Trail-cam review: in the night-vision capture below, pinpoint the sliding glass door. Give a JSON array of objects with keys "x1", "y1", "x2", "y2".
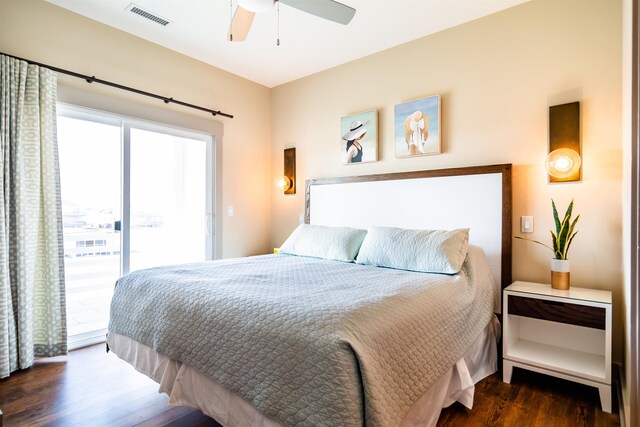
[
  {"x1": 58, "y1": 115, "x2": 122, "y2": 340},
  {"x1": 57, "y1": 106, "x2": 214, "y2": 347}
]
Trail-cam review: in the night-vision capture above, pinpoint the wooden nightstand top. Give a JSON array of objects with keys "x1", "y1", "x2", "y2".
[{"x1": 506, "y1": 281, "x2": 612, "y2": 305}]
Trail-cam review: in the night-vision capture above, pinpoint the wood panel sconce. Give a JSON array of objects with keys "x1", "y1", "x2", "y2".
[
  {"x1": 546, "y1": 102, "x2": 581, "y2": 182},
  {"x1": 277, "y1": 148, "x2": 296, "y2": 194}
]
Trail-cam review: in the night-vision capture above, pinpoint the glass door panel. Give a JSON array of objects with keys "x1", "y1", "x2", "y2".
[
  {"x1": 58, "y1": 115, "x2": 121, "y2": 339},
  {"x1": 129, "y1": 128, "x2": 208, "y2": 272}
]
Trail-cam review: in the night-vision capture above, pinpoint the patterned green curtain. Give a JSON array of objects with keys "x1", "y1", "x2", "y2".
[{"x1": 0, "y1": 55, "x2": 67, "y2": 378}]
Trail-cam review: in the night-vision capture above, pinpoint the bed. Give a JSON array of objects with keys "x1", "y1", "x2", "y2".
[{"x1": 107, "y1": 164, "x2": 512, "y2": 427}]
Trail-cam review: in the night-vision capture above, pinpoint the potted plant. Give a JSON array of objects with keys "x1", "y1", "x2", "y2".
[{"x1": 515, "y1": 199, "x2": 579, "y2": 290}]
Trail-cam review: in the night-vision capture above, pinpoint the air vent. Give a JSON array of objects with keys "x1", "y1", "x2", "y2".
[{"x1": 126, "y1": 4, "x2": 171, "y2": 26}]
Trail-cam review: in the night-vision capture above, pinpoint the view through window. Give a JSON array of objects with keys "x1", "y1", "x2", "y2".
[{"x1": 57, "y1": 108, "x2": 213, "y2": 345}]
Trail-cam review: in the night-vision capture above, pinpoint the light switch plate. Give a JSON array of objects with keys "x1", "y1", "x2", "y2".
[
  {"x1": 521, "y1": 216, "x2": 533, "y2": 233},
  {"x1": 227, "y1": 206, "x2": 234, "y2": 217}
]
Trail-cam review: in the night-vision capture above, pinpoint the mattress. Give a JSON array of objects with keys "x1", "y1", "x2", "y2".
[
  {"x1": 108, "y1": 247, "x2": 495, "y2": 426},
  {"x1": 107, "y1": 315, "x2": 499, "y2": 427}
]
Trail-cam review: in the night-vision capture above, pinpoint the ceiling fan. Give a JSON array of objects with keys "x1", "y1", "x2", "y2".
[{"x1": 229, "y1": 0, "x2": 356, "y2": 42}]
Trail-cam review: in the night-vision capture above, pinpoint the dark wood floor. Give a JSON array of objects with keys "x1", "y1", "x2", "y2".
[{"x1": 0, "y1": 344, "x2": 620, "y2": 426}]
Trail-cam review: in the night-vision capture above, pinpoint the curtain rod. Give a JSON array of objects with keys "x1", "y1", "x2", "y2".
[{"x1": 0, "y1": 52, "x2": 233, "y2": 119}]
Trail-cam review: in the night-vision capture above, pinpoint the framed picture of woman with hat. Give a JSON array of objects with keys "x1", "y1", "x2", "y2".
[
  {"x1": 340, "y1": 110, "x2": 378, "y2": 164},
  {"x1": 394, "y1": 95, "x2": 441, "y2": 157}
]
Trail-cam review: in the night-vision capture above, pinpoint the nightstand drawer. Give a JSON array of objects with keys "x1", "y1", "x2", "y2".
[{"x1": 508, "y1": 295, "x2": 605, "y2": 330}]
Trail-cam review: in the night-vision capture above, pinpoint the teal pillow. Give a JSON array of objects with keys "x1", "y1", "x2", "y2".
[
  {"x1": 356, "y1": 226, "x2": 469, "y2": 274},
  {"x1": 279, "y1": 224, "x2": 367, "y2": 262}
]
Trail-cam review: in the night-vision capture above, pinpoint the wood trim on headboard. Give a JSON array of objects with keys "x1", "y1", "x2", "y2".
[{"x1": 304, "y1": 164, "x2": 513, "y2": 291}]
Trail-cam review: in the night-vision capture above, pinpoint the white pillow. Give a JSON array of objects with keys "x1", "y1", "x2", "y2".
[
  {"x1": 356, "y1": 226, "x2": 469, "y2": 274},
  {"x1": 279, "y1": 224, "x2": 367, "y2": 262}
]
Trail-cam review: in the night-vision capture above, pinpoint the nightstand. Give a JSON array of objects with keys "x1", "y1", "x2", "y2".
[{"x1": 502, "y1": 281, "x2": 612, "y2": 413}]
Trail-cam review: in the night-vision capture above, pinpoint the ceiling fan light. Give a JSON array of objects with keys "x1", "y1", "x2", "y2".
[{"x1": 237, "y1": 0, "x2": 274, "y2": 13}]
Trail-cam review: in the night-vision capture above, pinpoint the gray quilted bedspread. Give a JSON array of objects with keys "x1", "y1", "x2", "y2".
[{"x1": 108, "y1": 246, "x2": 494, "y2": 427}]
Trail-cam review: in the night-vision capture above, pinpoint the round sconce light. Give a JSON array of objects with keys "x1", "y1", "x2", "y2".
[
  {"x1": 276, "y1": 175, "x2": 292, "y2": 191},
  {"x1": 545, "y1": 148, "x2": 582, "y2": 179}
]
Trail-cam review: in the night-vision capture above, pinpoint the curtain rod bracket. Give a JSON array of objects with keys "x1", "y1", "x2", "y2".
[{"x1": 85, "y1": 76, "x2": 95, "y2": 84}]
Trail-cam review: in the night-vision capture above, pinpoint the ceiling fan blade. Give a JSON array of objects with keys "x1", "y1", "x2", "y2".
[
  {"x1": 279, "y1": 0, "x2": 356, "y2": 25},
  {"x1": 228, "y1": 6, "x2": 256, "y2": 41}
]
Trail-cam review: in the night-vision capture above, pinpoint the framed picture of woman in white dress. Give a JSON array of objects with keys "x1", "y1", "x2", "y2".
[{"x1": 394, "y1": 95, "x2": 441, "y2": 157}]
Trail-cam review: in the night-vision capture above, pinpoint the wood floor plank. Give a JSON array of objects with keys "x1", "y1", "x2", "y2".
[
  {"x1": 161, "y1": 409, "x2": 221, "y2": 427},
  {"x1": 108, "y1": 396, "x2": 176, "y2": 427},
  {"x1": 133, "y1": 406, "x2": 215, "y2": 427},
  {"x1": 0, "y1": 344, "x2": 621, "y2": 427},
  {"x1": 57, "y1": 391, "x2": 170, "y2": 427}
]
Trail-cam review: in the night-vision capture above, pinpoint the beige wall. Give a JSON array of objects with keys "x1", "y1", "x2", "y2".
[
  {"x1": 0, "y1": 0, "x2": 272, "y2": 259},
  {"x1": 271, "y1": 0, "x2": 624, "y2": 359}
]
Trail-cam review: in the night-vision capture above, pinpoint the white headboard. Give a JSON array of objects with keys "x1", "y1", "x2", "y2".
[{"x1": 305, "y1": 164, "x2": 512, "y2": 313}]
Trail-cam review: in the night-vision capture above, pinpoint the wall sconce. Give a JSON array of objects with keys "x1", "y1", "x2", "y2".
[
  {"x1": 546, "y1": 101, "x2": 581, "y2": 182},
  {"x1": 277, "y1": 147, "x2": 296, "y2": 194}
]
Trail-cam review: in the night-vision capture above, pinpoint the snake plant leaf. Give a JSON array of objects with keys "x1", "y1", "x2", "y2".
[
  {"x1": 557, "y1": 214, "x2": 571, "y2": 253},
  {"x1": 514, "y1": 235, "x2": 554, "y2": 252},
  {"x1": 565, "y1": 231, "x2": 579, "y2": 259},
  {"x1": 556, "y1": 202, "x2": 573, "y2": 250},
  {"x1": 563, "y1": 214, "x2": 580, "y2": 255},
  {"x1": 564, "y1": 199, "x2": 574, "y2": 224},
  {"x1": 552, "y1": 200, "x2": 561, "y2": 234},
  {"x1": 551, "y1": 230, "x2": 559, "y2": 256},
  {"x1": 569, "y1": 214, "x2": 580, "y2": 231}
]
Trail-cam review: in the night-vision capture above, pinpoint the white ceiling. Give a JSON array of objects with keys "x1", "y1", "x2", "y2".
[{"x1": 45, "y1": 0, "x2": 527, "y2": 88}]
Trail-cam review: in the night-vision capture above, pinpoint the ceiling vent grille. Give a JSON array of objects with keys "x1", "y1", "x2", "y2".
[{"x1": 126, "y1": 4, "x2": 171, "y2": 26}]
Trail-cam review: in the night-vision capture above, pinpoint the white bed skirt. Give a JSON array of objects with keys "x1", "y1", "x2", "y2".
[{"x1": 107, "y1": 315, "x2": 500, "y2": 427}]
